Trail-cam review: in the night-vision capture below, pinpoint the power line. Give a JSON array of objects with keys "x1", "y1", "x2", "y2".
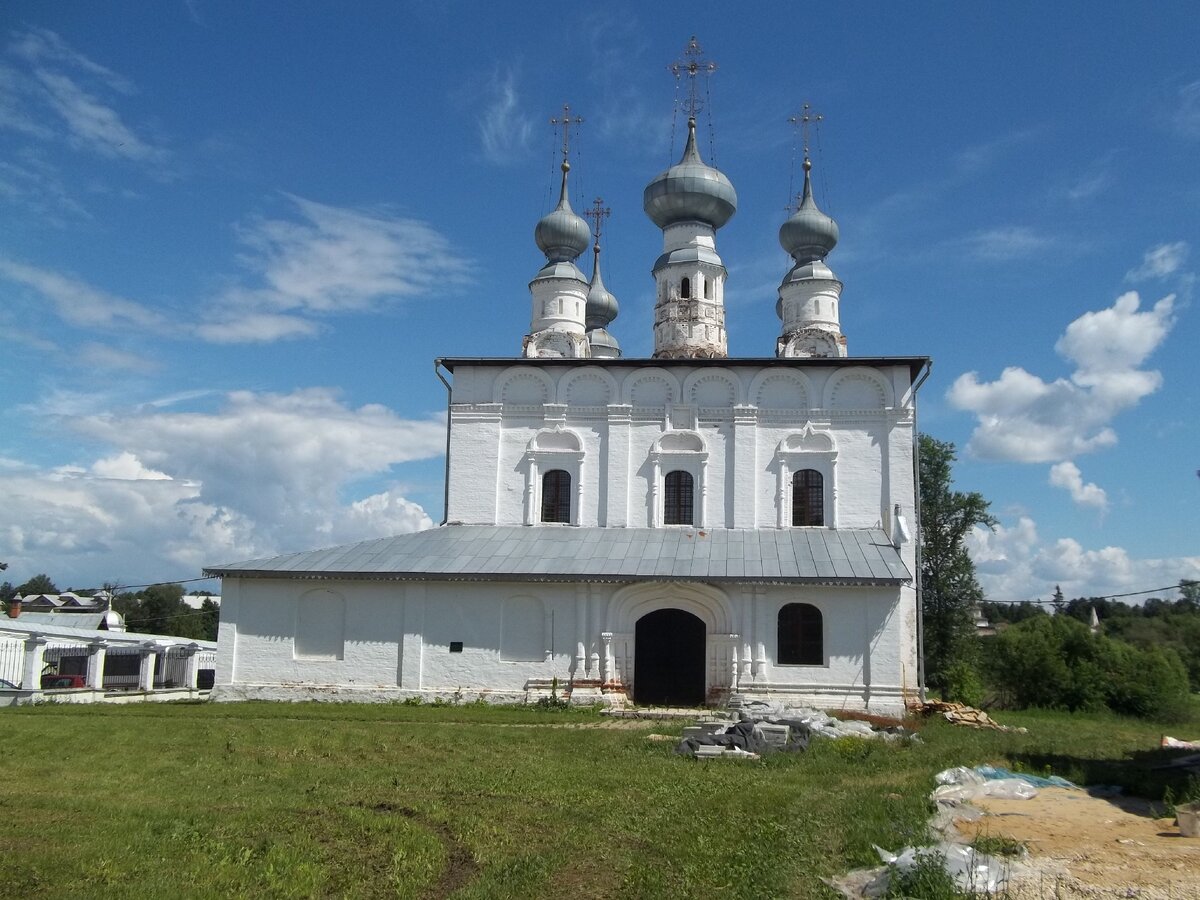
[
  {"x1": 992, "y1": 582, "x2": 1194, "y2": 605},
  {"x1": 106, "y1": 575, "x2": 218, "y2": 591}
]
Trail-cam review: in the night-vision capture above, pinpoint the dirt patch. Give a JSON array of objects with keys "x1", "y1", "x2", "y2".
[
  {"x1": 958, "y1": 787, "x2": 1200, "y2": 899},
  {"x1": 365, "y1": 803, "x2": 480, "y2": 898}
]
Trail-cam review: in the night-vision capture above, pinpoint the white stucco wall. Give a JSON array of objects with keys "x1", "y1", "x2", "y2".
[
  {"x1": 215, "y1": 575, "x2": 916, "y2": 712},
  {"x1": 444, "y1": 362, "x2": 918, "y2": 538}
]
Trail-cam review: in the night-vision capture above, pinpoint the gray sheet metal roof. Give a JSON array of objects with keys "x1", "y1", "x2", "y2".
[{"x1": 205, "y1": 526, "x2": 911, "y2": 586}]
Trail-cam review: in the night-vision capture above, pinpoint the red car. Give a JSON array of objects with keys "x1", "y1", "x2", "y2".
[{"x1": 41, "y1": 673, "x2": 86, "y2": 689}]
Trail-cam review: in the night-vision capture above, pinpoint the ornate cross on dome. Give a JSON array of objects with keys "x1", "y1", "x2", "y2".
[
  {"x1": 584, "y1": 197, "x2": 611, "y2": 247},
  {"x1": 669, "y1": 35, "x2": 717, "y2": 118},
  {"x1": 787, "y1": 103, "x2": 825, "y2": 212},
  {"x1": 788, "y1": 103, "x2": 823, "y2": 162},
  {"x1": 550, "y1": 104, "x2": 584, "y2": 161}
]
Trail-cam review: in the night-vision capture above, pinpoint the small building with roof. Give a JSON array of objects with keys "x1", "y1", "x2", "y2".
[{"x1": 205, "y1": 41, "x2": 928, "y2": 712}]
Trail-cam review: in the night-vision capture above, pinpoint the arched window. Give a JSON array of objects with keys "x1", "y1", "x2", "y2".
[
  {"x1": 680, "y1": 276, "x2": 691, "y2": 299},
  {"x1": 704, "y1": 277, "x2": 712, "y2": 300},
  {"x1": 541, "y1": 470, "x2": 571, "y2": 523},
  {"x1": 792, "y1": 469, "x2": 824, "y2": 526},
  {"x1": 663, "y1": 470, "x2": 694, "y2": 525},
  {"x1": 778, "y1": 603, "x2": 823, "y2": 665}
]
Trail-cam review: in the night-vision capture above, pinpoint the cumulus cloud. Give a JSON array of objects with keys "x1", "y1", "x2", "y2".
[
  {"x1": 948, "y1": 290, "x2": 1176, "y2": 462},
  {"x1": 967, "y1": 514, "x2": 1200, "y2": 601},
  {"x1": 198, "y1": 195, "x2": 471, "y2": 342},
  {"x1": 1125, "y1": 241, "x2": 1189, "y2": 281},
  {"x1": 1048, "y1": 461, "x2": 1107, "y2": 511},
  {"x1": 478, "y1": 68, "x2": 533, "y2": 164},
  {"x1": 0, "y1": 389, "x2": 443, "y2": 584}
]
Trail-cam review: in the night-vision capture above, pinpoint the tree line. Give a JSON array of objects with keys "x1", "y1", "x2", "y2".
[
  {"x1": 919, "y1": 434, "x2": 1197, "y2": 721},
  {"x1": 0, "y1": 574, "x2": 218, "y2": 643}
]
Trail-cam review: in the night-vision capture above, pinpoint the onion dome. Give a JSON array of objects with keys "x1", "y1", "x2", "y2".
[
  {"x1": 535, "y1": 160, "x2": 591, "y2": 262},
  {"x1": 585, "y1": 244, "x2": 619, "y2": 329},
  {"x1": 643, "y1": 117, "x2": 737, "y2": 229},
  {"x1": 779, "y1": 159, "x2": 839, "y2": 263},
  {"x1": 587, "y1": 326, "x2": 621, "y2": 357}
]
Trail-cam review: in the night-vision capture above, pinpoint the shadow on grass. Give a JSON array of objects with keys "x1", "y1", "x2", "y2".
[{"x1": 1007, "y1": 745, "x2": 1200, "y2": 808}]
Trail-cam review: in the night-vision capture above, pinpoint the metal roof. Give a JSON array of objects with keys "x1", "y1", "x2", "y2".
[{"x1": 204, "y1": 525, "x2": 911, "y2": 586}]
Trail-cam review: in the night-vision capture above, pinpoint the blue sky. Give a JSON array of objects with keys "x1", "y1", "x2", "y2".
[{"x1": 1, "y1": 2, "x2": 1197, "y2": 602}]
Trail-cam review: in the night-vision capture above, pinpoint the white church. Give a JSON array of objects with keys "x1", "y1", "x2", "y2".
[{"x1": 206, "y1": 60, "x2": 930, "y2": 712}]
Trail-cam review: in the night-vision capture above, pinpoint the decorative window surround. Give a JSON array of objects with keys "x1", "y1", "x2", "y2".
[
  {"x1": 648, "y1": 430, "x2": 708, "y2": 528},
  {"x1": 524, "y1": 425, "x2": 585, "y2": 525},
  {"x1": 775, "y1": 425, "x2": 837, "y2": 529}
]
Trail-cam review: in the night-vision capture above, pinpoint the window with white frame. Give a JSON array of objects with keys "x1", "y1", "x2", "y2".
[
  {"x1": 524, "y1": 427, "x2": 584, "y2": 526},
  {"x1": 648, "y1": 431, "x2": 707, "y2": 528},
  {"x1": 774, "y1": 427, "x2": 837, "y2": 529}
]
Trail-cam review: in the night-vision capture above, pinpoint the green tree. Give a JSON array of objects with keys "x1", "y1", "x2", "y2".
[
  {"x1": 1180, "y1": 579, "x2": 1200, "y2": 612},
  {"x1": 124, "y1": 583, "x2": 208, "y2": 640},
  {"x1": 198, "y1": 597, "x2": 220, "y2": 642},
  {"x1": 1051, "y1": 584, "x2": 1066, "y2": 614},
  {"x1": 918, "y1": 434, "x2": 996, "y2": 698},
  {"x1": 989, "y1": 614, "x2": 1191, "y2": 720},
  {"x1": 16, "y1": 573, "x2": 57, "y2": 595}
]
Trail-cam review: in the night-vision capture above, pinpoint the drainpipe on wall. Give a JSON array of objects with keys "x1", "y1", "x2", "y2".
[
  {"x1": 909, "y1": 359, "x2": 933, "y2": 703},
  {"x1": 434, "y1": 359, "x2": 452, "y2": 526}
]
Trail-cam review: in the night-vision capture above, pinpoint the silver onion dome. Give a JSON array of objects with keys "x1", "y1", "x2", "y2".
[
  {"x1": 585, "y1": 245, "x2": 619, "y2": 329},
  {"x1": 643, "y1": 117, "x2": 737, "y2": 230},
  {"x1": 535, "y1": 160, "x2": 591, "y2": 262},
  {"x1": 779, "y1": 159, "x2": 839, "y2": 263}
]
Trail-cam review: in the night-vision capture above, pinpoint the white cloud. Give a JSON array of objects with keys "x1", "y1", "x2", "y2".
[
  {"x1": 1, "y1": 27, "x2": 167, "y2": 164},
  {"x1": 90, "y1": 451, "x2": 171, "y2": 481},
  {"x1": 0, "y1": 388, "x2": 443, "y2": 584},
  {"x1": 0, "y1": 257, "x2": 169, "y2": 332},
  {"x1": 1125, "y1": 241, "x2": 1189, "y2": 282},
  {"x1": 78, "y1": 342, "x2": 159, "y2": 373},
  {"x1": 1048, "y1": 461, "x2": 1107, "y2": 511},
  {"x1": 1171, "y1": 79, "x2": 1200, "y2": 139},
  {"x1": 967, "y1": 514, "x2": 1200, "y2": 602},
  {"x1": 1056, "y1": 152, "x2": 1116, "y2": 202},
  {"x1": 195, "y1": 311, "x2": 320, "y2": 344},
  {"x1": 956, "y1": 226, "x2": 1055, "y2": 261},
  {"x1": 478, "y1": 68, "x2": 533, "y2": 164},
  {"x1": 9, "y1": 26, "x2": 133, "y2": 93},
  {"x1": 948, "y1": 290, "x2": 1175, "y2": 462},
  {"x1": 199, "y1": 195, "x2": 471, "y2": 342},
  {"x1": 33, "y1": 68, "x2": 165, "y2": 162}
]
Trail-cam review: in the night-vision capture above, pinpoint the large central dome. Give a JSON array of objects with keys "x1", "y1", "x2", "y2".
[{"x1": 644, "y1": 117, "x2": 736, "y2": 230}]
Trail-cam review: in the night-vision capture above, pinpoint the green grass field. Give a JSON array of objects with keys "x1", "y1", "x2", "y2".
[{"x1": 1, "y1": 700, "x2": 1196, "y2": 898}]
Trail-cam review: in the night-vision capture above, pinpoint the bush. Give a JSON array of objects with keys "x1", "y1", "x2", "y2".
[
  {"x1": 987, "y1": 615, "x2": 1191, "y2": 720},
  {"x1": 939, "y1": 660, "x2": 984, "y2": 707}
]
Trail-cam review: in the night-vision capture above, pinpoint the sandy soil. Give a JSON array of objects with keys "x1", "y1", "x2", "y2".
[{"x1": 959, "y1": 787, "x2": 1200, "y2": 899}]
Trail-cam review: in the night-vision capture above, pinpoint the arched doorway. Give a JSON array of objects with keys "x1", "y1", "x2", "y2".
[{"x1": 634, "y1": 608, "x2": 706, "y2": 706}]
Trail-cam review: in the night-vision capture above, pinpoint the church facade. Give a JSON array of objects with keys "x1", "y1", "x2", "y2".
[{"x1": 206, "y1": 103, "x2": 929, "y2": 713}]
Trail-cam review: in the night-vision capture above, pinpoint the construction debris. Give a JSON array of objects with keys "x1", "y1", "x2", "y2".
[
  {"x1": 674, "y1": 703, "x2": 916, "y2": 759},
  {"x1": 912, "y1": 699, "x2": 1027, "y2": 733},
  {"x1": 1162, "y1": 735, "x2": 1200, "y2": 750}
]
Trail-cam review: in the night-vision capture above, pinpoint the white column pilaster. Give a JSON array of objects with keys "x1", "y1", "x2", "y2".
[
  {"x1": 86, "y1": 640, "x2": 108, "y2": 690},
  {"x1": 137, "y1": 643, "x2": 157, "y2": 691},
  {"x1": 21, "y1": 634, "x2": 48, "y2": 691}
]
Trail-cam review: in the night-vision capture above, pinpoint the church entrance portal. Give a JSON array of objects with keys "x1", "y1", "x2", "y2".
[{"x1": 633, "y1": 608, "x2": 706, "y2": 706}]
